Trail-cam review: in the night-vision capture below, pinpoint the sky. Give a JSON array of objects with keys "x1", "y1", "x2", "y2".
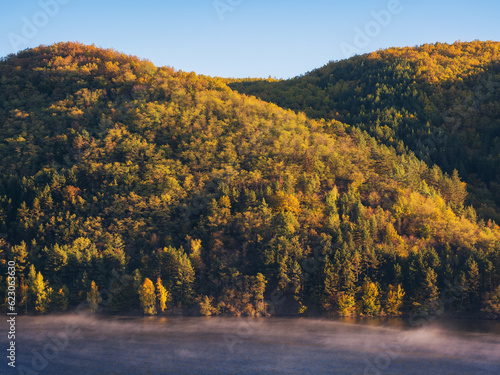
[{"x1": 1, "y1": 0, "x2": 499, "y2": 79}]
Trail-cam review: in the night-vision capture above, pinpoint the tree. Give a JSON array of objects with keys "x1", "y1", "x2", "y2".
[
  {"x1": 414, "y1": 267, "x2": 440, "y2": 314},
  {"x1": 86, "y1": 281, "x2": 102, "y2": 312},
  {"x1": 322, "y1": 259, "x2": 338, "y2": 311},
  {"x1": 27, "y1": 265, "x2": 50, "y2": 314},
  {"x1": 253, "y1": 273, "x2": 267, "y2": 316},
  {"x1": 139, "y1": 278, "x2": 157, "y2": 315},
  {"x1": 11, "y1": 242, "x2": 28, "y2": 276},
  {"x1": 157, "y1": 246, "x2": 195, "y2": 306},
  {"x1": 155, "y1": 277, "x2": 169, "y2": 313},
  {"x1": 385, "y1": 284, "x2": 405, "y2": 316},
  {"x1": 199, "y1": 295, "x2": 218, "y2": 316},
  {"x1": 188, "y1": 237, "x2": 204, "y2": 272},
  {"x1": 337, "y1": 292, "x2": 356, "y2": 317},
  {"x1": 43, "y1": 244, "x2": 68, "y2": 281},
  {"x1": 133, "y1": 269, "x2": 142, "y2": 292},
  {"x1": 51, "y1": 285, "x2": 69, "y2": 312},
  {"x1": 483, "y1": 285, "x2": 500, "y2": 319},
  {"x1": 359, "y1": 281, "x2": 381, "y2": 316},
  {"x1": 18, "y1": 277, "x2": 29, "y2": 314},
  {"x1": 466, "y1": 258, "x2": 481, "y2": 308}
]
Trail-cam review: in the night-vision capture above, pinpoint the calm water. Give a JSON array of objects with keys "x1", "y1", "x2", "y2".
[{"x1": 2, "y1": 315, "x2": 500, "y2": 374}]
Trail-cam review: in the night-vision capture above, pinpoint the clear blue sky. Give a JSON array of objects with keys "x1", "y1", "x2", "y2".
[{"x1": 1, "y1": 0, "x2": 499, "y2": 78}]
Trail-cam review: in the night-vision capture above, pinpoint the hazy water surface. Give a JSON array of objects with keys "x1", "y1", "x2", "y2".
[{"x1": 3, "y1": 315, "x2": 500, "y2": 374}]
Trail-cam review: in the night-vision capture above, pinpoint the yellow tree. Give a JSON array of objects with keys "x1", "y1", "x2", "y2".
[
  {"x1": 199, "y1": 295, "x2": 218, "y2": 316},
  {"x1": 337, "y1": 292, "x2": 356, "y2": 317},
  {"x1": 385, "y1": 284, "x2": 405, "y2": 316},
  {"x1": 139, "y1": 278, "x2": 157, "y2": 315},
  {"x1": 155, "y1": 277, "x2": 169, "y2": 313},
  {"x1": 28, "y1": 265, "x2": 49, "y2": 314},
  {"x1": 360, "y1": 281, "x2": 381, "y2": 316}
]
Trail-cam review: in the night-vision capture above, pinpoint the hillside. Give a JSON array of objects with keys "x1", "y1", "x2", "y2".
[
  {"x1": 229, "y1": 41, "x2": 500, "y2": 221},
  {"x1": 1, "y1": 42, "x2": 500, "y2": 318}
]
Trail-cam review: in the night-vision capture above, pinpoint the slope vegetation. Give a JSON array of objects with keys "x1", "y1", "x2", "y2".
[
  {"x1": 0, "y1": 43, "x2": 499, "y2": 317},
  {"x1": 229, "y1": 41, "x2": 500, "y2": 221}
]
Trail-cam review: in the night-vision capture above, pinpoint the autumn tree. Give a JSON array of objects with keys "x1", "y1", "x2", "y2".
[
  {"x1": 27, "y1": 265, "x2": 50, "y2": 314},
  {"x1": 139, "y1": 278, "x2": 157, "y2": 315},
  {"x1": 385, "y1": 284, "x2": 405, "y2": 316},
  {"x1": 155, "y1": 277, "x2": 169, "y2": 313},
  {"x1": 86, "y1": 281, "x2": 102, "y2": 313},
  {"x1": 359, "y1": 281, "x2": 381, "y2": 316}
]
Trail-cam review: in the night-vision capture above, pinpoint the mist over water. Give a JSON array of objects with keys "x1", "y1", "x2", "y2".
[{"x1": 4, "y1": 315, "x2": 500, "y2": 374}]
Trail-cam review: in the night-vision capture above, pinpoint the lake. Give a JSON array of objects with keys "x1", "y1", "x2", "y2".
[{"x1": 3, "y1": 315, "x2": 500, "y2": 374}]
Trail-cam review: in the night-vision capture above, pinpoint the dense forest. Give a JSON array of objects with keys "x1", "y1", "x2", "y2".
[
  {"x1": 229, "y1": 41, "x2": 500, "y2": 222},
  {"x1": 1, "y1": 42, "x2": 500, "y2": 319}
]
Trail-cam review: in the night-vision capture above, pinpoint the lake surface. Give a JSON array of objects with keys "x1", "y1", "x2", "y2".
[{"x1": 3, "y1": 315, "x2": 500, "y2": 374}]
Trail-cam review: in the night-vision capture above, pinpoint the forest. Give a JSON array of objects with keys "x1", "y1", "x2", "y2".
[
  {"x1": 229, "y1": 41, "x2": 500, "y2": 222},
  {"x1": 0, "y1": 42, "x2": 499, "y2": 319}
]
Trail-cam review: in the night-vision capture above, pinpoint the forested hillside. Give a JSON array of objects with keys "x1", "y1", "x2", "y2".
[
  {"x1": 1, "y1": 43, "x2": 500, "y2": 318},
  {"x1": 229, "y1": 41, "x2": 500, "y2": 221}
]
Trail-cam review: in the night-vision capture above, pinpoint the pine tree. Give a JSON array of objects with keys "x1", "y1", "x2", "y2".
[
  {"x1": 416, "y1": 267, "x2": 440, "y2": 314},
  {"x1": 158, "y1": 247, "x2": 195, "y2": 306},
  {"x1": 322, "y1": 259, "x2": 338, "y2": 311},
  {"x1": 51, "y1": 285, "x2": 69, "y2": 312},
  {"x1": 466, "y1": 259, "x2": 480, "y2": 308},
  {"x1": 483, "y1": 285, "x2": 500, "y2": 319},
  {"x1": 18, "y1": 277, "x2": 29, "y2": 314},
  {"x1": 133, "y1": 269, "x2": 142, "y2": 292},
  {"x1": 253, "y1": 273, "x2": 267, "y2": 315}
]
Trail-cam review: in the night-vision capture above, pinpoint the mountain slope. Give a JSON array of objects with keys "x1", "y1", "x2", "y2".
[
  {"x1": 1, "y1": 42, "x2": 499, "y2": 317},
  {"x1": 229, "y1": 41, "x2": 500, "y2": 221}
]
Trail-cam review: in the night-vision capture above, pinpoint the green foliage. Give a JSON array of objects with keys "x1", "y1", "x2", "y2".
[
  {"x1": 50, "y1": 285, "x2": 69, "y2": 312},
  {"x1": 155, "y1": 246, "x2": 195, "y2": 307}
]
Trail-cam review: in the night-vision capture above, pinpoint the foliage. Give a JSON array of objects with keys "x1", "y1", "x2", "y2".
[
  {"x1": 0, "y1": 42, "x2": 499, "y2": 318},
  {"x1": 138, "y1": 278, "x2": 157, "y2": 315},
  {"x1": 198, "y1": 295, "x2": 218, "y2": 316},
  {"x1": 385, "y1": 284, "x2": 405, "y2": 316},
  {"x1": 27, "y1": 265, "x2": 50, "y2": 314},
  {"x1": 229, "y1": 41, "x2": 500, "y2": 221},
  {"x1": 483, "y1": 285, "x2": 500, "y2": 319},
  {"x1": 155, "y1": 277, "x2": 169, "y2": 313}
]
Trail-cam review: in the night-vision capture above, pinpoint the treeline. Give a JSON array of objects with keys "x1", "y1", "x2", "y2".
[
  {"x1": 229, "y1": 41, "x2": 500, "y2": 222},
  {"x1": 0, "y1": 43, "x2": 500, "y2": 318}
]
